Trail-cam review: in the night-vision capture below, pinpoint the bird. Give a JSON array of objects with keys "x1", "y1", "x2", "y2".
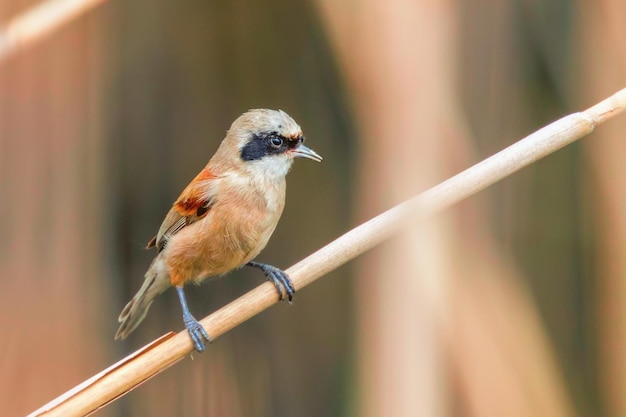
[{"x1": 115, "y1": 109, "x2": 322, "y2": 352}]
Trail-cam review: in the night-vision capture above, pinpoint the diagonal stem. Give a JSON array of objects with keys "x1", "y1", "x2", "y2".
[{"x1": 0, "y1": 0, "x2": 107, "y2": 62}]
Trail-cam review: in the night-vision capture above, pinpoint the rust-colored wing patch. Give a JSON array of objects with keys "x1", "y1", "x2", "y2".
[
  {"x1": 174, "y1": 169, "x2": 217, "y2": 216},
  {"x1": 148, "y1": 168, "x2": 218, "y2": 253}
]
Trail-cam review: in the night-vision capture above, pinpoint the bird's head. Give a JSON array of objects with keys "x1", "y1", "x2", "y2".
[{"x1": 215, "y1": 109, "x2": 322, "y2": 180}]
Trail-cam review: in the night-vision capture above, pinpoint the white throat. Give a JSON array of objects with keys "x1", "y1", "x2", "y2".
[{"x1": 245, "y1": 154, "x2": 294, "y2": 182}]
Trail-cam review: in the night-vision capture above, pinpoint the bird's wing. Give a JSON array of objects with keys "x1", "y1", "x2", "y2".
[{"x1": 147, "y1": 168, "x2": 218, "y2": 253}]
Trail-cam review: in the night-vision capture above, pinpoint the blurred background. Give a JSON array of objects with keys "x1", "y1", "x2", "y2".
[{"x1": 1, "y1": 0, "x2": 626, "y2": 416}]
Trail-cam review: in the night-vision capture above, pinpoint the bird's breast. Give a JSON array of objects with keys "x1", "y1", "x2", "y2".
[{"x1": 165, "y1": 176, "x2": 286, "y2": 283}]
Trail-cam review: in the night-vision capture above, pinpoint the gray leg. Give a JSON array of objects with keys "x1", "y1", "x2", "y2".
[{"x1": 176, "y1": 285, "x2": 210, "y2": 352}]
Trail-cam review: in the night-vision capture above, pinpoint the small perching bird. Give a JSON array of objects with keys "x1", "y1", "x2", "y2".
[{"x1": 115, "y1": 109, "x2": 322, "y2": 352}]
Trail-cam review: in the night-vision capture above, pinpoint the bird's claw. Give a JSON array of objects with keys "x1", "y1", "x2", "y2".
[
  {"x1": 246, "y1": 261, "x2": 295, "y2": 302},
  {"x1": 267, "y1": 268, "x2": 295, "y2": 302},
  {"x1": 184, "y1": 316, "x2": 211, "y2": 353}
]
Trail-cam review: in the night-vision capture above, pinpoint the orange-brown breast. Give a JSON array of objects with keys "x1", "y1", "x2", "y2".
[{"x1": 165, "y1": 174, "x2": 285, "y2": 287}]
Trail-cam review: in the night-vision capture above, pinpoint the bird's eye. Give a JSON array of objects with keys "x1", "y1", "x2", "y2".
[{"x1": 269, "y1": 136, "x2": 283, "y2": 149}]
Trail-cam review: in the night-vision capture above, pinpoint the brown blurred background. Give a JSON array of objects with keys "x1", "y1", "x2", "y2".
[{"x1": 1, "y1": 0, "x2": 626, "y2": 416}]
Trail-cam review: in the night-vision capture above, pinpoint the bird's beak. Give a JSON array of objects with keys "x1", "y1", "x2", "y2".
[{"x1": 292, "y1": 144, "x2": 323, "y2": 162}]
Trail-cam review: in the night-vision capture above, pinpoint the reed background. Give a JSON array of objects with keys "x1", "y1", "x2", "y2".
[{"x1": 1, "y1": 0, "x2": 626, "y2": 416}]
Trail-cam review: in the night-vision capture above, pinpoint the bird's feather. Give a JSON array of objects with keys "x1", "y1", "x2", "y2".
[{"x1": 147, "y1": 168, "x2": 218, "y2": 252}]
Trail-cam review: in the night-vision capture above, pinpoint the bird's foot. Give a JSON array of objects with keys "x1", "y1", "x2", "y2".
[
  {"x1": 183, "y1": 314, "x2": 211, "y2": 353},
  {"x1": 247, "y1": 261, "x2": 295, "y2": 302},
  {"x1": 176, "y1": 285, "x2": 211, "y2": 352}
]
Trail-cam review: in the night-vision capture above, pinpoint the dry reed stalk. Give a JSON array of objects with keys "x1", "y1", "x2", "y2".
[{"x1": 0, "y1": 0, "x2": 106, "y2": 62}]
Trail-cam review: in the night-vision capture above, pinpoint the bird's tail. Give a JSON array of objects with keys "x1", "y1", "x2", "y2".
[{"x1": 115, "y1": 258, "x2": 170, "y2": 340}]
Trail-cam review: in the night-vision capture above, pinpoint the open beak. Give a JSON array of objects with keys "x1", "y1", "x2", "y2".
[{"x1": 292, "y1": 144, "x2": 323, "y2": 162}]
